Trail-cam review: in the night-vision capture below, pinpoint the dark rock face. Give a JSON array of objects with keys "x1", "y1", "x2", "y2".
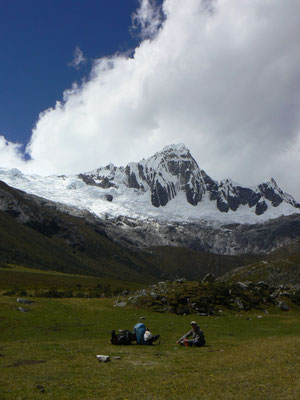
[
  {"x1": 259, "y1": 180, "x2": 283, "y2": 207},
  {"x1": 255, "y1": 201, "x2": 268, "y2": 215},
  {"x1": 102, "y1": 213, "x2": 300, "y2": 256},
  {"x1": 125, "y1": 166, "x2": 141, "y2": 189},
  {"x1": 151, "y1": 181, "x2": 169, "y2": 207},
  {"x1": 217, "y1": 197, "x2": 229, "y2": 213}
]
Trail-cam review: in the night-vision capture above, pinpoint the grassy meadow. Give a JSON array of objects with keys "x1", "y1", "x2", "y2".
[
  {"x1": 0, "y1": 265, "x2": 144, "y2": 297},
  {"x1": 0, "y1": 292, "x2": 300, "y2": 399}
]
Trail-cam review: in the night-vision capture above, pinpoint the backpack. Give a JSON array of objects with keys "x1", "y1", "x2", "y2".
[
  {"x1": 133, "y1": 323, "x2": 146, "y2": 345},
  {"x1": 111, "y1": 330, "x2": 135, "y2": 345}
]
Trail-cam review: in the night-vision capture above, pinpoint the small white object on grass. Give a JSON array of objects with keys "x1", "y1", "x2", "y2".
[{"x1": 96, "y1": 355, "x2": 110, "y2": 363}]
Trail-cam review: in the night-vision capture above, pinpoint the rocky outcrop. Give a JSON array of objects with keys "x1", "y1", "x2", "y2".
[
  {"x1": 102, "y1": 213, "x2": 300, "y2": 255},
  {"x1": 124, "y1": 279, "x2": 300, "y2": 315}
]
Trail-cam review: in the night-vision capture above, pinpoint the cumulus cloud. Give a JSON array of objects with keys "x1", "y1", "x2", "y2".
[
  {"x1": 0, "y1": 136, "x2": 27, "y2": 170},
  {"x1": 1, "y1": 0, "x2": 300, "y2": 199},
  {"x1": 131, "y1": 0, "x2": 164, "y2": 40}
]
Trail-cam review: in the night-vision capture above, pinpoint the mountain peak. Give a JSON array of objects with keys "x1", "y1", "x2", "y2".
[{"x1": 160, "y1": 143, "x2": 190, "y2": 155}]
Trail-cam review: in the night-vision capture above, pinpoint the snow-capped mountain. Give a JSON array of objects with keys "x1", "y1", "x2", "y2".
[{"x1": 0, "y1": 143, "x2": 299, "y2": 225}]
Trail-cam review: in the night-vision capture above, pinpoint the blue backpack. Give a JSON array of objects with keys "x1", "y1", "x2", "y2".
[{"x1": 133, "y1": 323, "x2": 146, "y2": 345}]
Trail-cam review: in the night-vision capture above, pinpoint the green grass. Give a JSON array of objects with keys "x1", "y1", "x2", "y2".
[
  {"x1": 0, "y1": 295, "x2": 299, "y2": 400},
  {"x1": 0, "y1": 265, "x2": 144, "y2": 295}
]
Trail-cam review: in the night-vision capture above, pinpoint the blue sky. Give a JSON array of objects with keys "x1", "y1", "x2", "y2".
[
  {"x1": 0, "y1": 0, "x2": 299, "y2": 199},
  {"x1": 0, "y1": 0, "x2": 139, "y2": 146}
]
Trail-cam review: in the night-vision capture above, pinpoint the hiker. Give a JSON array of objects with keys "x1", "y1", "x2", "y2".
[
  {"x1": 133, "y1": 322, "x2": 160, "y2": 345},
  {"x1": 176, "y1": 321, "x2": 205, "y2": 347}
]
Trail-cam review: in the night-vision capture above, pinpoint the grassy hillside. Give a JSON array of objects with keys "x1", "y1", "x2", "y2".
[
  {"x1": 0, "y1": 295, "x2": 299, "y2": 399},
  {"x1": 0, "y1": 209, "x2": 162, "y2": 283},
  {"x1": 0, "y1": 265, "x2": 144, "y2": 297},
  {"x1": 149, "y1": 246, "x2": 259, "y2": 280},
  {"x1": 0, "y1": 207, "x2": 260, "y2": 283},
  {"x1": 219, "y1": 241, "x2": 300, "y2": 286}
]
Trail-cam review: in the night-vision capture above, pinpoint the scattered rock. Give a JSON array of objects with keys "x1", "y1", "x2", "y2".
[
  {"x1": 17, "y1": 298, "x2": 34, "y2": 305},
  {"x1": 139, "y1": 317, "x2": 146, "y2": 320},
  {"x1": 201, "y1": 273, "x2": 215, "y2": 284},
  {"x1": 113, "y1": 301, "x2": 127, "y2": 307},
  {"x1": 105, "y1": 194, "x2": 113, "y2": 202},
  {"x1": 277, "y1": 301, "x2": 289, "y2": 311},
  {"x1": 235, "y1": 282, "x2": 248, "y2": 290},
  {"x1": 17, "y1": 307, "x2": 30, "y2": 312},
  {"x1": 257, "y1": 281, "x2": 269, "y2": 289},
  {"x1": 125, "y1": 279, "x2": 299, "y2": 315},
  {"x1": 111, "y1": 356, "x2": 121, "y2": 360},
  {"x1": 96, "y1": 355, "x2": 110, "y2": 363},
  {"x1": 235, "y1": 298, "x2": 244, "y2": 310}
]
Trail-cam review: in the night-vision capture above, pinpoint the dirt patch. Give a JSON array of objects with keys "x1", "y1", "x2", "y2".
[{"x1": 0, "y1": 359, "x2": 46, "y2": 368}]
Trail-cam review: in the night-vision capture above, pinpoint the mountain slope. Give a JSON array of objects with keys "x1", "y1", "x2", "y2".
[
  {"x1": 0, "y1": 180, "x2": 261, "y2": 281},
  {"x1": 218, "y1": 240, "x2": 300, "y2": 287}
]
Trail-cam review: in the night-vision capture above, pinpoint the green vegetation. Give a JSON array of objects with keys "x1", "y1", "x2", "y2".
[
  {"x1": 0, "y1": 294, "x2": 299, "y2": 399},
  {"x1": 0, "y1": 209, "x2": 258, "y2": 283},
  {"x1": 220, "y1": 251, "x2": 300, "y2": 287},
  {"x1": 0, "y1": 209, "x2": 160, "y2": 283},
  {"x1": 0, "y1": 265, "x2": 143, "y2": 297}
]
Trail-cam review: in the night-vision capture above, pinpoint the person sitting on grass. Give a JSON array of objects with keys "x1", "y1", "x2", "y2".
[
  {"x1": 111, "y1": 323, "x2": 160, "y2": 345},
  {"x1": 134, "y1": 322, "x2": 160, "y2": 345},
  {"x1": 176, "y1": 321, "x2": 205, "y2": 347}
]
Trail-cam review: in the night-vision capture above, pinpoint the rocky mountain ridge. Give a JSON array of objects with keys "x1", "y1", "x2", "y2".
[
  {"x1": 1, "y1": 179, "x2": 300, "y2": 257},
  {"x1": 79, "y1": 143, "x2": 300, "y2": 215}
]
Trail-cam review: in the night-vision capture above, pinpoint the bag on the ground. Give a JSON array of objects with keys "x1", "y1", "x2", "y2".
[
  {"x1": 133, "y1": 323, "x2": 146, "y2": 345},
  {"x1": 144, "y1": 330, "x2": 153, "y2": 342},
  {"x1": 111, "y1": 329, "x2": 135, "y2": 345}
]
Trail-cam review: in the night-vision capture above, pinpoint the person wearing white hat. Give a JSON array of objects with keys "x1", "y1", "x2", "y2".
[{"x1": 176, "y1": 321, "x2": 206, "y2": 347}]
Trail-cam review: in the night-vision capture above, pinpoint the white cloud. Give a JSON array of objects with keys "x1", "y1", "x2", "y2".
[
  {"x1": 69, "y1": 46, "x2": 86, "y2": 69},
  {"x1": 1, "y1": 0, "x2": 300, "y2": 199},
  {"x1": 131, "y1": 0, "x2": 164, "y2": 40},
  {"x1": 0, "y1": 136, "x2": 27, "y2": 170}
]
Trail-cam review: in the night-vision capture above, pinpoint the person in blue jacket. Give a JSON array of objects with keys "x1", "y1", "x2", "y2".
[{"x1": 133, "y1": 323, "x2": 160, "y2": 345}]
